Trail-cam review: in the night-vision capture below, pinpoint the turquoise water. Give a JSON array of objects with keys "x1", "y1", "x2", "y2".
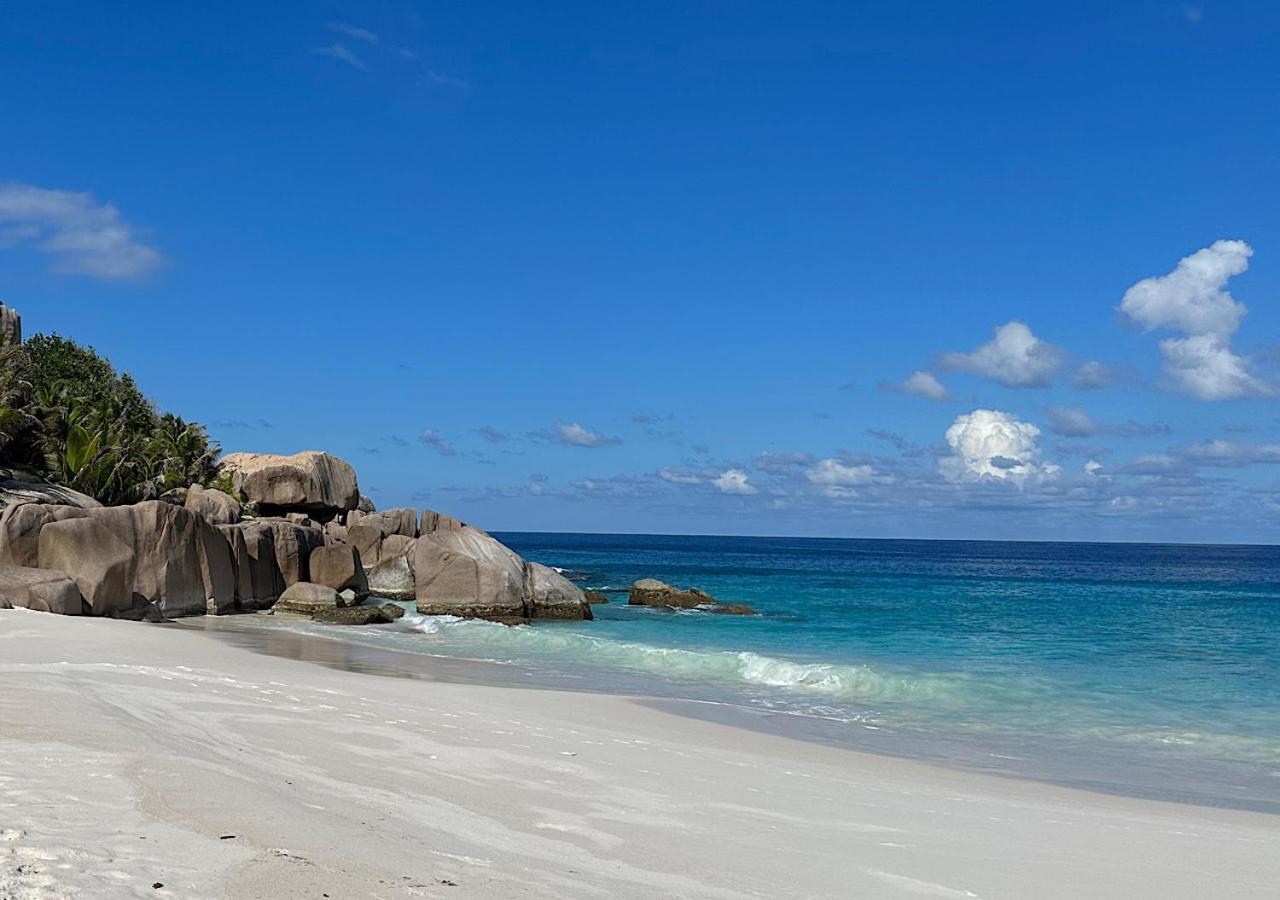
[{"x1": 286, "y1": 535, "x2": 1280, "y2": 810}]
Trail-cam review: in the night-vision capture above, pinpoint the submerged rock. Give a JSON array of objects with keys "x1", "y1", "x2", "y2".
[
  {"x1": 628, "y1": 579, "x2": 756, "y2": 615},
  {"x1": 378, "y1": 602, "x2": 406, "y2": 620},
  {"x1": 312, "y1": 605, "x2": 396, "y2": 625},
  {"x1": 584, "y1": 590, "x2": 610, "y2": 604}
]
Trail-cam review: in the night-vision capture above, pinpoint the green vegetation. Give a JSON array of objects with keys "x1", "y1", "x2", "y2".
[{"x1": 0, "y1": 333, "x2": 221, "y2": 505}]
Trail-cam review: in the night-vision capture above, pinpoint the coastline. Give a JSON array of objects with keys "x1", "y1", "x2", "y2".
[{"x1": 2, "y1": 610, "x2": 1277, "y2": 899}]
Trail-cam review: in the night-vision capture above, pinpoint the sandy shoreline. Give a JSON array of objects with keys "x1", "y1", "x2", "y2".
[{"x1": 1, "y1": 610, "x2": 1277, "y2": 899}]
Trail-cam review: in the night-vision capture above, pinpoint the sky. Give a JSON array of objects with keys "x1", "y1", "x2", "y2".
[{"x1": 3, "y1": 1, "x2": 1280, "y2": 542}]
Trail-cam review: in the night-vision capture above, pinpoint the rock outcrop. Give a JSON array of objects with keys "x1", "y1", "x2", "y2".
[
  {"x1": 218, "y1": 451, "x2": 359, "y2": 519},
  {"x1": 367, "y1": 552, "x2": 415, "y2": 600},
  {"x1": 38, "y1": 518, "x2": 134, "y2": 616},
  {"x1": 0, "y1": 566, "x2": 84, "y2": 614},
  {"x1": 185, "y1": 485, "x2": 241, "y2": 525},
  {"x1": 584, "y1": 590, "x2": 610, "y2": 605},
  {"x1": 526, "y1": 563, "x2": 593, "y2": 620},
  {"x1": 628, "y1": 579, "x2": 756, "y2": 615},
  {"x1": 0, "y1": 470, "x2": 101, "y2": 511},
  {"x1": 271, "y1": 581, "x2": 342, "y2": 615},
  {"x1": 0, "y1": 302, "x2": 20, "y2": 346},
  {"x1": 415, "y1": 527, "x2": 592, "y2": 623},
  {"x1": 309, "y1": 544, "x2": 368, "y2": 596},
  {"x1": 420, "y1": 509, "x2": 466, "y2": 534},
  {"x1": 255, "y1": 518, "x2": 324, "y2": 588}
]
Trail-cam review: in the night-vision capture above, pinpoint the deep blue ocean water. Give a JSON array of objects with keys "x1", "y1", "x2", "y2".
[{"x1": 269, "y1": 534, "x2": 1280, "y2": 810}]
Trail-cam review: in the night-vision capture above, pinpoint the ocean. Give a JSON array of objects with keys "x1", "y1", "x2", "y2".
[{"x1": 234, "y1": 534, "x2": 1280, "y2": 812}]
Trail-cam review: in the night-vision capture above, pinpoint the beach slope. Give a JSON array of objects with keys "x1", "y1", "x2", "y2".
[{"x1": 1, "y1": 610, "x2": 1276, "y2": 899}]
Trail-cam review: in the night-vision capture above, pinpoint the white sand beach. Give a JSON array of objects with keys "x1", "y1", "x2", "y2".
[{"x1": 1, "y1": 609, "x2": 1277, "y2": 900}]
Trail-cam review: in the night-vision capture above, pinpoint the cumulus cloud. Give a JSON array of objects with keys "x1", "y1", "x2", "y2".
[
  {"x1": 1159, "y1": 334, "x2": 1272, "y2": 401},
  {"x1": 940, "y1": 409, "x2": 1059, "y2": 484},
  {"x1": 713, "y1": 469, "x2": 757, "y2": 495},
  {"x1": 883, "y1": 370, "x2": 949, "y2": 400},
  {"x1": 0, "y1": 182, "x2": 162, "y2": 279},
  {"x1": 554, "y1": 422, "x2": 621, "y2": 448},
  {"x1": 1121, "y1": 240, "x2": 1250, "y2": 336},
  {"x1": 312, "y1": 42, "x2": 368, "y2": 70},
  {"x1": 1120, "y1": 240, "x2": 1270, "y2": 400},
  {"x1": 418, "y1": 428, "x2": 456, "y2": 456},
  {"x1": 940, "y1": 321, "x2": 1064, "y2": 388}
]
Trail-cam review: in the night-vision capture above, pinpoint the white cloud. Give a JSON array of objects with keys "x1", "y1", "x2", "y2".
[
  {"x1": 1119, "y1": 240, "x2": 1269, "y2": 400},
  {"x1": 0, "y1": 182, "x2": 161, "y2": 279},
  {"x1": 940, "y1": 409, "x2": 1058, "y2": 484},
  {"x1": 555, "y1": 422, "x2": 621, "y2": 448},
  {"x1": 328, "y1": 22, "x2": 379, "y2": 43},
  {"x1": 1159, "y1": 334, "x2": 1272, "y2": 401},
  {"x1": 1073, "y1": 361, "x2": 1117, "y2": 390},
  {"x1": 885, "y1": 370, "x2": 949, "y2": 400},
  {"x1": 806, "y1": 458, "x2": 876, "y2": 497},
  {"x1": 312, "y1": 42, "x2": 368, "y2": 70},
  {"x1": 1180, "y1": 440, "x2": 1280, "y2": 466},
  {"x1": 1120, "y1": 240, "x2": 1250, "y2": 337},
  {"x1": 419, "y1": 428, "x2": 456, "y2": 456},
  {"x1": 1084, "y1": 459, "x2": 1104, "y2": 477},
  {"x1": 658, "y1": 467, "x2": 705, "y2": 485},
  {"x1": 940, "y1": 321, "x2": 1064, "y2": 388},
  {"x1": 713, "y1": 469, "x2": 757, "y2": 495},
  {"x1": 1045, "y1": 405, "x2": 1099, "y2": 438}
]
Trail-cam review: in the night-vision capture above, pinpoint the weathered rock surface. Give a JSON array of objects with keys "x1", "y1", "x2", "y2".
[
  {"x1": 87, "y1": 501, "x2": 233, "y2": 618},
  {"x1": 0, "y1": 302, "x2": 20, "y2": 346},
  {"x1": 0, "y1": 566, "x2": 84, "y2": 614},
  {"x1": 0, "y1": 470, "x2": 101, "y2": 511},
  {"x1": 584, "y1": 590, "x2": 610, "y2": 605},
  {"x1": 356, "y1": 494, "x2": 376, "y2": 514},
  {"x1": 256, "y1": 518, "x2": 324, "y2": 588},
  {"x1": 309, "y1": 544, "x2": 368, "y2": 596},
  {"x1": 218, "y1": 451, "x2": 359, "y2": 518},
  {"x1": 420, "y1": 508, "x2": 466, "y2": 534},
  {"x1": 414, "y1": 527, "x2": 592, "y2": 622},
  {"x1": 526, "y1": 562, "x2": 593, "y2": 620},
  {"x1": 312, "y1": 605, "x2": 397, "y2": 625},
  {"x1": 271, "y1": 581, "x2": 341, "y2": 615},
  {"x1": 322, "y1": 521, "x2": 348, "y2": 546},
  {"x1": 415, "y1": 527, "x2": 529, "y2": 622},
  {"x1": 628, "y1": 579, "x2": 756, "y2": 615},
  {"x1": 378, "y1": 602, "x2": 406, "y2": 620},
  {"x1": 367, "y1": 551, "x2": 415, "y2": 600},
  {"x1": 38, "y1": 518, "x2": 134, "y2": 616},
  {"x1": 185, "y1": 485, "x2": 241, "y2": 525},
  {"x1": 217, "y1": 520, "x2": 283, "y2": 610}
]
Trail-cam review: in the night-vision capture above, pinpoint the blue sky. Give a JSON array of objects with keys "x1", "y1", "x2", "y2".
[{"x1": 3, "y1": 1, "x2": 1280, "y2": 541}]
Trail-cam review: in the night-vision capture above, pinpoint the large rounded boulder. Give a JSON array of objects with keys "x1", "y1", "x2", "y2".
[{"x1": 218, "y1": 451, "x2": 359, "y2": 519}]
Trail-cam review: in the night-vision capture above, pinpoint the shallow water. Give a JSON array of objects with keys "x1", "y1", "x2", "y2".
[{"x1": 211, "y1": 534, "x2": 1280, "y2": 812}]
